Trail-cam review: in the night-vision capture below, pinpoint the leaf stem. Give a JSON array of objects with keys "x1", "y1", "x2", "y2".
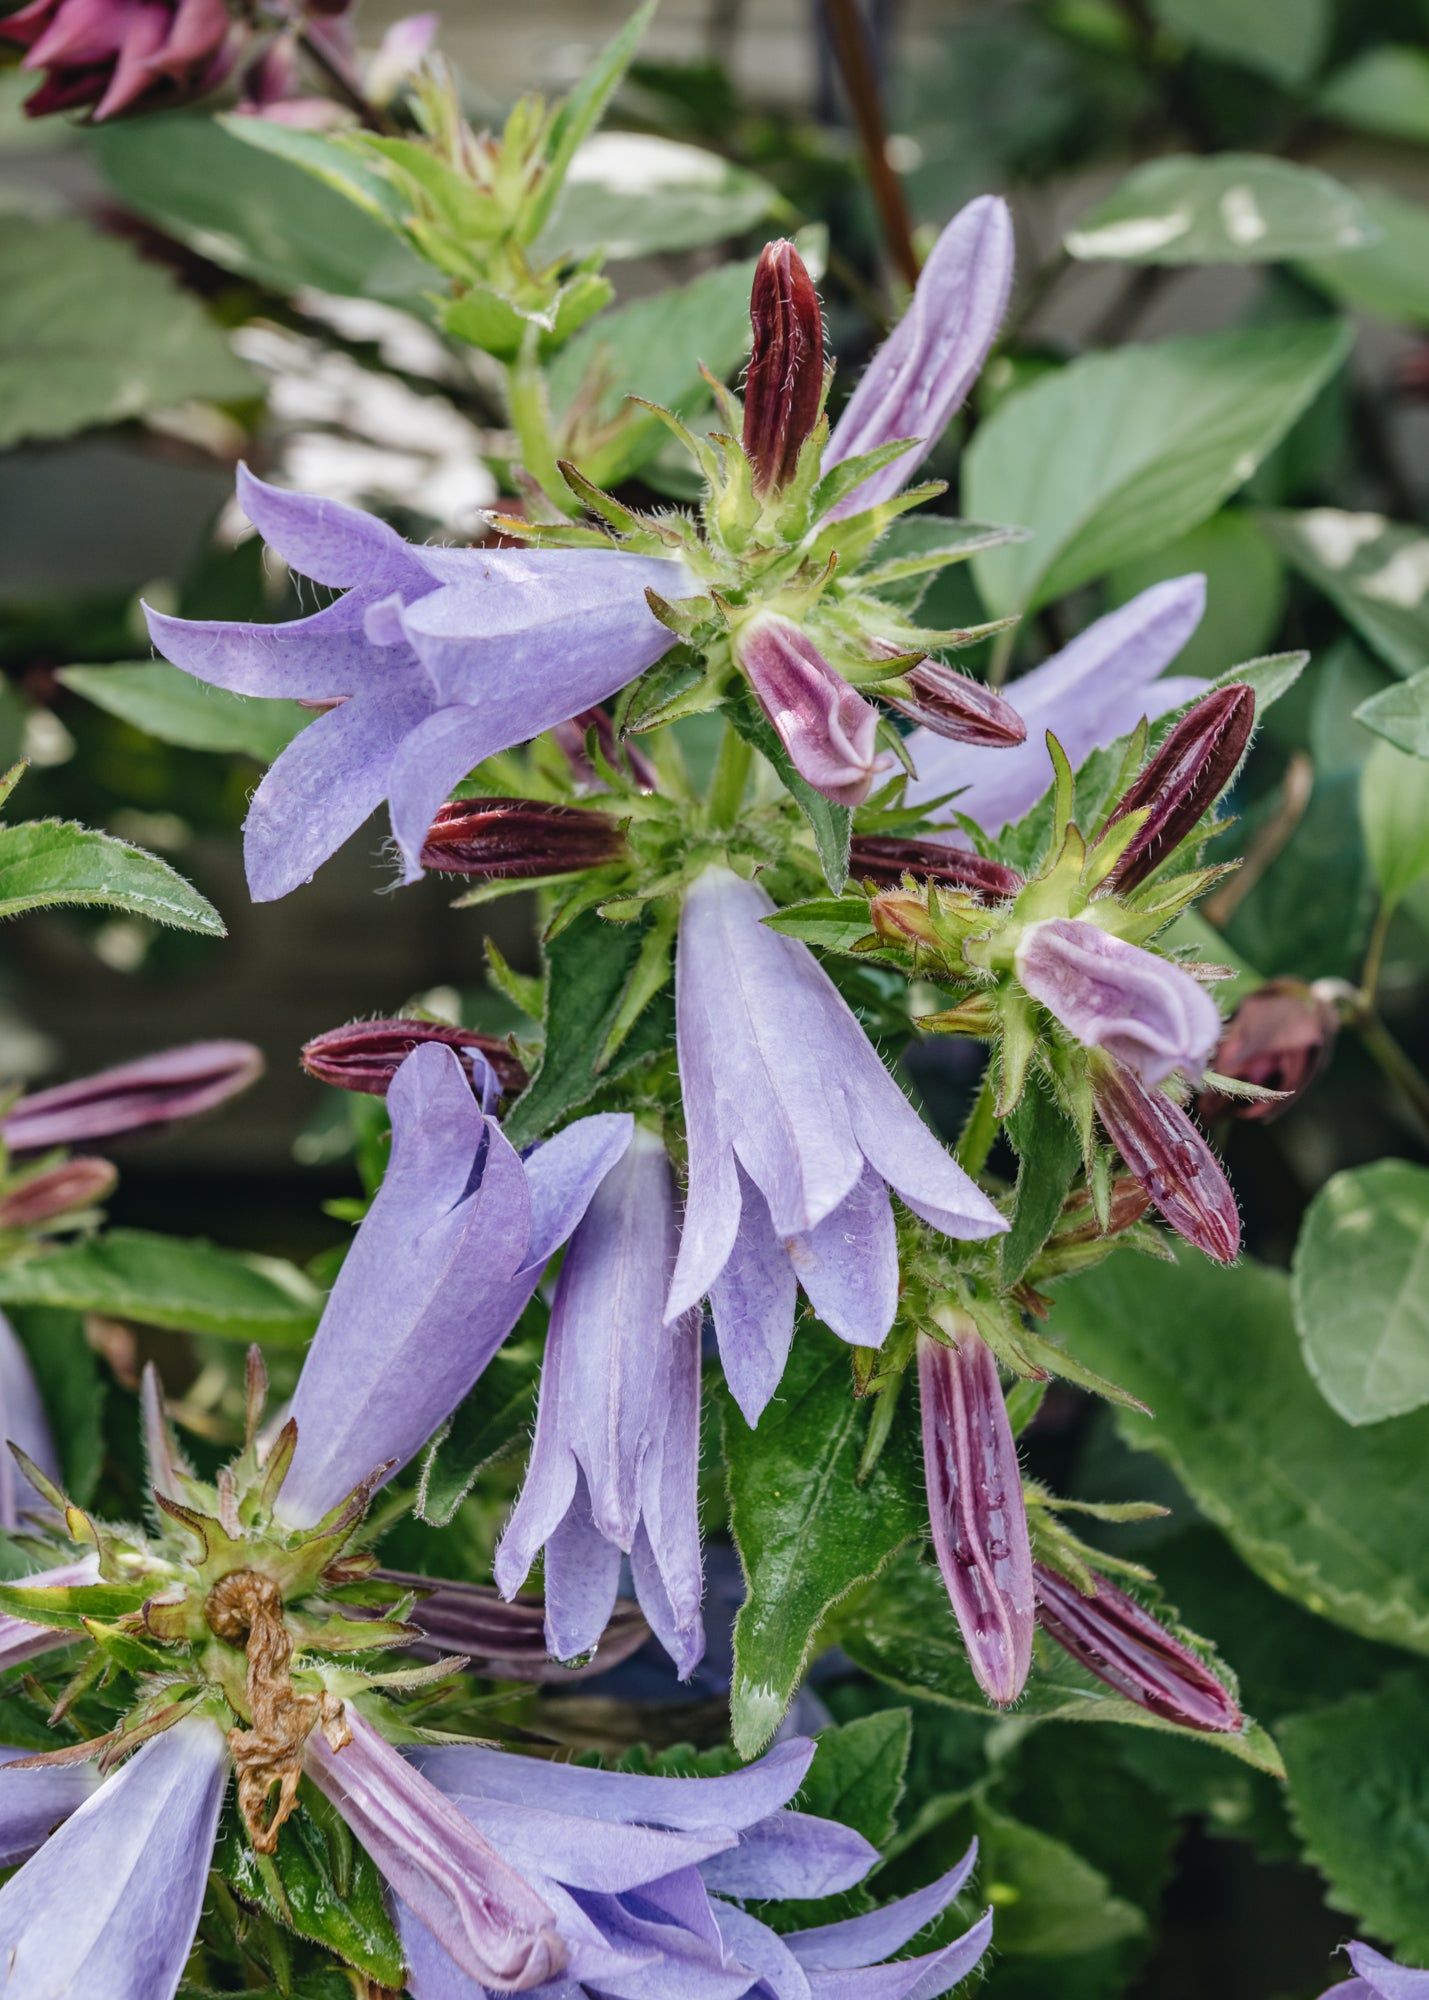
[
  {"x1": 706, "y1": 724, "x2": 754, "y2": 831},
  {"x1": 505, "y1": 337, "x2": 570, "y2": 511},
  {"x1": 955, "y1": 1065, "x2": 999, "y2": 1179}
]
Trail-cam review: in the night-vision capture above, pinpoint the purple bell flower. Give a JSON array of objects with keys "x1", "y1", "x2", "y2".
[
  {"x1": 734, "y1": 613, "x2": 894, "y2": 808},
  {"x1": 0, "y1": 1311, "x2": 58, "y2": 1532},
  {"x1": 0, "y1": 1745, "x2": 98, "y2": 1865},
  {"x1": 393, "y1": 1735, "x2": 995, "y2": 2000},
  {"x1": 279, "y1": 1042, "x2": 632, "y2": 1529},
  {"x1": 1318, "y1": 1943, "x2": 1429, "y2": 1999},
  {"x1": 1, "y1": 1040, "x2": 263, "y2": 1153},
  {"x1": 1015, "y1": 917, "x2": 1222, "y2": 1088},
  {"x1": 668, "y1": 866, "x2": 1005, "y2": 1422},
  {"x1": 904, "y1": 576, "x2": 1209, "y2": 838},
  {"x1": 495, "y1": 1128, "x2": 705, "y2": 1679},
  {"x1": 824, "y1": 195, "x2": 1015, "y2": 518},
  {"x1": 143, "y1": 468, "x2": 688, "y2": 900}
]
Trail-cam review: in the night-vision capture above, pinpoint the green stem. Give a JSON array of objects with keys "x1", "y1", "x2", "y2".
[
  {"x1": 955, "y1": 1066, "x2": 999, "y2": 1179},
  {"x1": 505, "y1": 338, "x2": 570, "y2": 512},
  {"x1": 706, "y1": 724, "x2": 753, "y2": 831},
  {"x1": 1357, "y1": 1015, "x2": 1429, "y2": 1143},
  {"x1": 1360, "y1": 898, "x2": 1394, "y2": 1012}
]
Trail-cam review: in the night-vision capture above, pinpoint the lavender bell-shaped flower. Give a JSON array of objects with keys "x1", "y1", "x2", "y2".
[
  {"x1": 668, "y1": 865, "x2": 1006, "y2": 1422},
  {"x1": 733, "y1": 612, "x2": 893, "y2": 807},
  {"x1": 1015, "y1": 917, "x2": 1222, "y2": 1088},
  {"x1": 0, "y1": 1746, "x2": 98, "y2": 1865},
  {"x1": 394, "y1": 1735, "x2": 994, "y2": 2000},
  {"x1": 919, "y1": 1320, "x2": 1034, "y2": 1707},
  {"x1": 278, "y1": 1041, "x2": 632, "y2": 1529},
  {"x1": 1, "y1": 1040, "x2": 263, "y2": 1153},
  {"x1": 144, "y1": 467, "x2": 688, "y2": 900},
  {"x1": 904, "y1": 577, "x2": 1209, "y2": 838},
  {"x1": 1317, "y1": 1943, "x2": 1429, "y2": 1999},
  {"x1": 495, "y1": 1127, "x2": 705, "y2": 1677},
  {"x1": 1089, "y1": 1055, "x2": 1240, "y2": 1265},
  {"x1": 0, "y1": 1311, "x2": 58, "y2": 1531}
]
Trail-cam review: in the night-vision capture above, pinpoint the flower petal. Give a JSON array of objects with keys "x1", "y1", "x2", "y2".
[
  {"x1": 790, "y1": 1165, "x2": 899, "y2": 1348},
  {"x1": 784, "y1": 1847, "x2": 979, "y2": 1968},
  {"x1": 707, "y1": 1167, "x2": 798, "y2": 1426},
  {"x1": 0, "y1": 1745, "x2": 99, "y2": 1867}
]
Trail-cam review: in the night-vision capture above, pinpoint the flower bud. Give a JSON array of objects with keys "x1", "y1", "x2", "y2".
[
  {"x1": 743, "y1": 239, "x2": 824, "y2": 498},
  {"x1": 853, "y1": 836, "x2": 1023, "y2": 903},
  {"x1": 735, "y1": 613, "x2": 893, "y2": 807},
  {"x1": 1100, "y1": 683, "x2": 1255, "y2": 894},
  {"x1": 2, "y1": 1041, "x2": 262, "y2": 1155},
  {"x1": 549, "y1": 706, "x2": 658, "y2": 794},
  {"x1": 420, "y1": 799, "x2": 626, "y2": 880},
  {"x1": 1046, "y1": 1177, "x2": 1151, "y2": 1250},
  {"x1": 886, "y1": 662, "x2": 1026, "y2": 747},
  {"x1": 918, "y1": 1324, "x2": 1034, "y2": 1708},
  {"x1": 1033, "y1": 1561, "x2": 1243, "y2": 1734},
  {"x1": 869, "y1": 888, "x2": 944, "y2": 953},
  {"x1": 1016, "y1": 917, "x2": 1221, "y2": 1088},
  {"x1": 1089, "y1": 1056, "x2": 1239, "y2": 1264},
  {"x1": 0, "y1": 1158, "x2": 117, "y2": 1230},
  {"x1": 1198, "y1": 978, "x2": 1338, "y2": 1124},
  {"x1": 301, "y1": 1020, "x2": 527, "y2": 1102},
  {"x1": 2, "y1": 0, "x2": 234, "y2": 121},
  {"x1": 374, "y1": 1569, "x2": 650, "y2": 1681}
]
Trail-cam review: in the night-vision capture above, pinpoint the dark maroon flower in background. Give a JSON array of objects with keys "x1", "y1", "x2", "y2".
[
  {"x1": 0, "y1": 1157, "x2": 117, "y2": 1228},
  {"x1": 302, "y1": 1018, "x2": 528, "y2": 1102},
  {"x1": 1198, "y1": 978, "x2": 1339, "y2": 1123},
  {"x1": 743, "y1": 238, "x2": 825, "y2": 498},
  {"x1": 1, "y1": 0, "x2": 233, "y2": 120}
]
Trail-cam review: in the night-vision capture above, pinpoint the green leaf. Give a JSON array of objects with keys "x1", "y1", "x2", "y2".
[
  {"x1": 1292, "y1": 1162, "x2": 1429, "y2": 1426},
  {"x1": 501, "y1": 909, "x2": 674, "y2": 1148},
  {"x1": 1318, "y1": 47, "x2": 1429, "y2": 145},
  {"x1": 217, "y1": 117, "x2": 413, "y2": 233},
  {"x1": 1046, "y1": 1247, "x2": 1429, "y2": 1656},
  {"x1": 57, "y1": 664, "x2": 307, "y2": 764},
  {"x1": 90, "y1": 113, "x2": 432, "y2": 306},
  {"x1": 0, "y1": 214, "x2": 254, "y2": 450},
  {"x1": 1260, "y1": 509, "x2": 1429, "y2": 679},
  {"x1": 1066, "y1": 155, "x2": 1375, "y2": 265},
  {"x1": 726, "y1": 686, "x2": 852, "y2": 893},
  {"x1": 1107, "y1": 512, "x2": 1286, "y2": 682},
  {"x1": 1002, "y1": 1077, "x2": 1083, "y2": 1287},
  {"x1": 800, "y1": 1710, "x2": 911, "y2": 1850},
  {"x1": 0, "y1": 1581, "x2": 147, "y2": 1630},
  {"x1": 760, "y1": 897, "x2": 875, "y2": 954},
  {"x1": 0, "y1": 820, "x2": 224, "y2": 934},
  {"x1": 971, "y1": 1803, "x2": 1147, "y2": 1956},
  {"x1": 9, "y1": 1307, "x2": 103, "y2": 1507},
  {"x1": 1148, "y1": 0, "x2": 1328, "y2": 87},
  {"x1": 1356, "y1": 664, "x2": 1429, "y2": 758},
  {"x1": 967, "y1": 323, "x2": 1350, "y2": 616},
  {"x1": 525, "y1": 0, "x2": 659, "y2": 244},
  {"x1": 1361, "y1": 738, "x2": 1429, "y2": 910},
  {"x1": 215, "y1": 1797, "x2": 405, "y2": 1986},
  {"x1": 1301, "y1": 186, "x2": 1429, "y2": 330},
  {"x1": 417, "y1": 1336, "x2": 543, "y2": 1527},
  {"x1": 857, "y1": 516, "x2": 1029, "y2": 614},
  {"x1": 722, "y1": 1327, "x2": 926, "y2": 1758},
  {"x1": 538, "y1": 134, "x2": 778, "y2": 261},
  {"x1": 1280, "y1": 1673, "x2": 1429, "y2": 1961},
  {"x1": 1219, "y1": 764, "x2": 1370, "y2": 981},
  {"x1": 0, "y1": 1230, "x2": 323, "y2": 1345}
]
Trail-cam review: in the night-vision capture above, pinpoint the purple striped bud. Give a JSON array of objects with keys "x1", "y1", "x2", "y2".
[
  {"x1": 1089, "y1": 1056, "x2": 1240, "y2": 1264},
  {"x1": 1033, "y1": 1561, "x2": 1243, "y2": 1734},
  {"x1": 1100, "y1": 683, "x2": 1255, "y2": 894},
  {"x1": 743, "y1": 239, "x2": 825, "y2": 498},
  {"x1": 420, "y1": 798, "x2": 626, "y2": 880},
  {"x1": 1, "y1": 1041, "x2": 262, "y2": 1155},
  {"x1": 0, "y1": 1157, "x2": 117, "y2": 1229},
  {"x1": 549, "y1": 706, "x2": 658, "y2": 794},
  {"x1": 853, "y1": 837, "x2": 1023, "y2": 902},
  {"x1": 373, "y1": 1570, "x2": 651, "y2": 1681},
  {"x1": 886, "y1": 662, "x2": 1026, "y2": 747},
  {"x1": 735, "y1": 613, "x2": 894, "y2": 807},
  {"x1": 918, "y1": 1323, "x2": 1034, "y2": 1707},
  {"x1": 302, "y1": 1019, "x2": 527, "y2": 1102},
  {"x1": 1198, "y1": 978, "x2": 1339, "y2": 1124}
]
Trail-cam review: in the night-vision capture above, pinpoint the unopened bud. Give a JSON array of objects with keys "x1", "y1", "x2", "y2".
[
  {"x1": 421, "y1": 799, "x2": 626, "y2": 880},
  {"x1": 1198, "y1": 978, "x2": 1338, "y2": 1124},
  {"x1": 869, "y1": 887, "x2": 944, "y2": 953},
  {"x1": 885, "y1": 662, "x2": 1026, "y2": 748},
  {"x1": 374, "y1": 1569, "x2": 650, "y2": 1681},
  {"x1": 302, "y1": 1020, "x2": 527, "y2": 1102},
  {"x1": 549, "y1": 706, "x2": 657, "y2": 793},
  {"x1": 1033, "y1": 1562, "x2": 1243, "y2": 1734},
  {"x1": 2, "y1": 1042, "x2": 263, "y2": 1155},
  {"x1": 743, "y1": 239, "x2": 824, "y2": 498},
  {"x1": 1101, "y1": 684, "x2": 1255, "y2": 894},
  {"x1": 853, "y1": 836, "x2": 1022, "y2": 903},
  {"x1": 736, "y1": 613, "x2": 893, "y2": 807},
  {"x1": 1047, "y1": 1178, "x2": 1151, "y2": 1250},
  {"x1": 1089, "y1": 1056, "x2": 1239, "y2": 1264},
  {"x1": 0, "y1": 1158, "x2": 117, "y2": 1230},
  {"x1": 918, "y1": 1324, "x2": 1034, "y2": 1708}
]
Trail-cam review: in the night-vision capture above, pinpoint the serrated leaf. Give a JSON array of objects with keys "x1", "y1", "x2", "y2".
[
  {"x1": 970, "y1": 1803, "x2": 1147, "y2": 1956},
  {"x1": 722, "y1": 1328, "x2": 926, "y2": 1758},
  {"x1": 1292, "y1": 1161, "x2": 1429, "y2": 1425},
  {"x1": 1260, "y1": 508, "x2": 1429, "y2": 679},
  {"x1": 800, "y1": 1710, "x2": 911, "y2": 1850},
  {"x1": 0, "y1": 1230, "x2": 322, "y2": 1345},
  {"x1": 967, "y1": 322, "x2": 1351, "y2": 616},
  {"x1": 1002, "y1": 1076, "x2": 1083, "y2": 1287},
  {"x1": 726, "y1": 686, "x2": 851, "y2": 893},
  {"x1": 1066, "y1": 155, "x2": 1374, "y2": 265},
  {"x1": 760, "y1": 898, "x2": 875, "y2": 953},
  {"x1": 216, "y1": 1796, "x2": 405, "y2": 1986},
  {"x1": 417, "y1": 1336, "x2": 543, "y2": 1527},
  {"x1": 0, "y1": 819, "x2": 224, "y2": 934},
  {"x1": 58, "y1": 664, "x2": 307, "y2": 764}
]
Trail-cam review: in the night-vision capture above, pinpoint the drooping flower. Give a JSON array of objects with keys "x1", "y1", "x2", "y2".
[
  {"x1": 1, "y1": 1040, "x2": 263, "y2": 1153},
  {"x1": 0, "y1": 0, "x2": 233, "y2": 121},
  {"x1": 279, "y1": 1042, "x2": 632, "y2": 1529},
  {"x1": 668, "y1": 865, "x2": 1006, "y2": 1422},
  {"x1": 824, "y1": 194, "x2": 1015, "y2": 516},
  {"x1": 1033, "y1": 1562, "x2": 1243, "y2": 1734},
  {"x1": 144, "y1": 468, "x2": 688, "y2": 900},
  {"x1": 1015, "y1": 917, "x2": 1223, "y2": 1088},
  {"x1": 904, "y1": 576, "x2": 1209, "y2": 837},
  {"x1": 393, "y1": 1735, "x2": 995, "y2": 2000},
  {"x1": 733, "y1": 612, "x2": 894, "y2": 807},
  {"x1": 1088, "y1": 1055, "x2": 1240, "y2": 1264},
  {"x1": 1198, "y1": 978, "x2": 1340, "y2": 1123},
  {"x1": 495, "y1": 1127, "x2": 704, "y2": 1678},
  {"x1": 1317, "y1": 1942, "x2": 1429, "y2": 1999}
]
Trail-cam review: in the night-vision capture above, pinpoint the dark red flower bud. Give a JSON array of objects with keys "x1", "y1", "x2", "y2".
[
  {"x1": 919, "y1": 1325, "x2": 1034, "y2": 1707},
  {"x1": 2, "y1": 1041, "x2": 263, "y2": 1154},
  {"x1": 1033, "y1": 1562, "x2": 1243, "y2": 1734},
  {"x1": 2, "y1": 0, "x2": 234, "y2": 121},
  {"x1": 1198, "y1": 978, "x2": 1339, "y2": 1124},
  {"x1": 373, "y1": 1569, "x2": 649, "y2": 1681},
  {"x1": 549, "y1": 706, "x2": 658, "y2": 794},
  {"x1": 301, "y1": 1019, "x2": 528, "y2": 1101},
  {"x1": 1100, "y1": 684, "x2": 1255, "y2": 894},
  {"x1": 1047, "y1": 1177, "x2": 1151, "y2": 1249},
  {"x1": 743, "y1": 239, "x2": 825, "y2": 498},
  {"x1": 885, "y1": 662, "x2": 1026, "y2": 748},
  {"x1": 0, "y1": 1157, "x2": 117, "y2": 1228},
  {"x1": 421, "y1": 799, "x2": 626, "y2": 880},
  {"x1": 1089, "y1": 1056, "x2": 1239, "y2": 1264},
  {"x1": 852, "y1": 836, "x2": 1023, "y2": 902}
]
